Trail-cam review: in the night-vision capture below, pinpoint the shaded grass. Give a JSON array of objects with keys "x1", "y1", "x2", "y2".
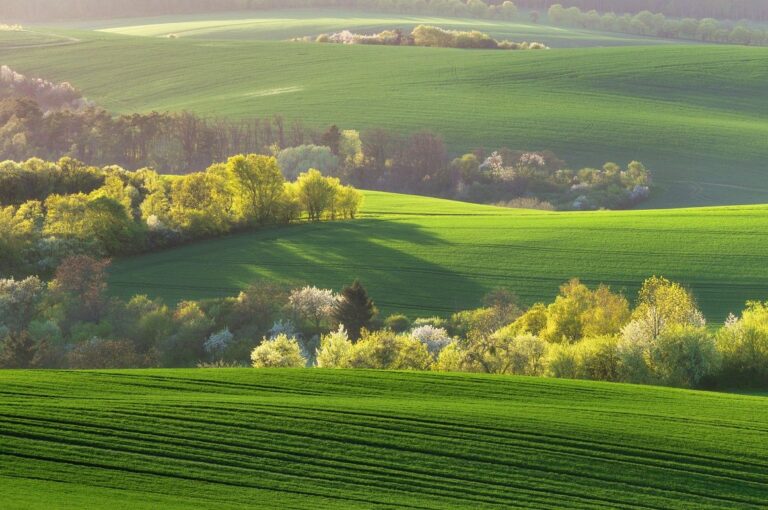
[
  {"x1": 1, "y1": 369, "x2": 767, "y2": 509},
  {"x1": 109, "y1": 191, "x2": 768, "y2": 321},
  {"x1": 0, "y1": 27, "x2": 766, "y2": 207}
]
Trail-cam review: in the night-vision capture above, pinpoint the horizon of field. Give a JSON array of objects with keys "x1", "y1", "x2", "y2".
[
  {"x1": 108, "y1": 191, "x2": 768, "y2": 321},
  {"x1": 2, "y1": 368, "x2": 767, "y2": 509},
  {"x1": 1, "y1": 24, "x2": 766, "y2": 208}
]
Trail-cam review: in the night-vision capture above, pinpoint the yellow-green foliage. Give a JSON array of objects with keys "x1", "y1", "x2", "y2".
[
  {"x1": 342, "y1": 329, "x2": 432, "y2": 370},
  {"x1": 540, "y1": 279, "x2": 629, "y2": 343},
  {"x1": 716, "y1": 302, "x2": 768, "y2": 386},
  {"x1": 250, "y1": 334, "x2": 306, "y2": 368}
]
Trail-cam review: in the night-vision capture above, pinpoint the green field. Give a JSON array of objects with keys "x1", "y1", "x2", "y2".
[
  {"x1": 78, "y1": 9, "x2": 677, "y2": 48},
  {"x1": 109, "y1": 192, "x2": 768, "y2": 321},
  {"x1": 1, "y1": 19, "x2": 766, "y2": 207},
  {"x1": 0, "y1": 29, "x2": 74, "y2": 48},
  {"x1": 1, "y1": 369, "x2": 767, "y2": 509}
]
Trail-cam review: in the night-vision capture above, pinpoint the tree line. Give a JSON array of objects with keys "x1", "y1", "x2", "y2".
[
  {"x1": 2, "y1": 263, "x2": 766, "y2": 390},
  {"x1": 0, "y1": 156, "x2": 362, "y2": 279},
  {"x1": 548, "y1": 4, "x2": 768, "y2": 45},
  {"x1": 516, "y1": 0, "x2": 768, "y2": 22}
]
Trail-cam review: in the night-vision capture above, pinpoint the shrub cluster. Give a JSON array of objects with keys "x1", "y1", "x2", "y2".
[
  {"x1": 4, "y1": 265, "x2": 767, "y2": 391},
  {"x1": 0, "y1": 155, "x2": 362, "y2": 278},
  {"x1": 315, "y1": 25, "x2": 548, "y2": 50},
  {"x1": 548, "y1": 4, "x2": 768, "y2": 46}
]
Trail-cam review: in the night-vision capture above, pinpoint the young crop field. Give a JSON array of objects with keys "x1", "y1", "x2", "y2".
[
  {"x1": 1, "y1": 369, "x2": 767, "y2": 509},
  {"x1": 75, "y1": 9, "x2": 676, "y2": 48},
  {"x1": 109, "y1": 191, "x2": 768, "y2": 321},
  {"x1": 0, "y1": 26, "x2": 766, "y2": 207}
]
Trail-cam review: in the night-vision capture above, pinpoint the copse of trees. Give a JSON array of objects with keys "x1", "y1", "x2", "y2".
[
  {"x1": 3, "y1": 266, "x2": 766, "y2": 390},
  {"x1": 547, "y1": 4, "x2": 768, "y2": 46},
  {"x1": 314, "y1": 25, "x2": 548, "y2": 50},
  {"x1": 0, "y1": 155, "x2": 362, "y2": 278}
]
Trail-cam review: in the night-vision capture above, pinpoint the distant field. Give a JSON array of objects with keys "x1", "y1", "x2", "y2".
[
  {"x1": 0, "y1": 26, "x2": 766, "y2": 207},
  {"x1": 78, "y1": 9, "x2": 678, "y2": 48},
  {"x1": 2, "y1": 369, "x2": 767, "y2": 509},
  {"x1": 0, "y1": 29, "x2": 73, "y2": 47},
  {"x1": 109, "y1": 192, "x2": 768, "y2": 321}
]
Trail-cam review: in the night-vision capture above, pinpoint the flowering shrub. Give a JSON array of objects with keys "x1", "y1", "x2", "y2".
[
  {"x1": 251, "y1": 334, "x2": 307, "y2": 368},
  {"x1": 410, "y1": 325, "x2": 453, "y2": 356}
]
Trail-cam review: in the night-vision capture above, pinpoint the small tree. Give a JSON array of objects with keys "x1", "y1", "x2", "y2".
[
  {"x1": 251, "y1": 334, "x2": 307, "y2": 368},
  {"x1": 51, "y1": 255, "x2": 111, "y2": 323},
  {"x1": 289, "y1": 286, "x2": 336, "y2": 335},
  {"x1": 315, "y1": 326, "x2": 353, "y2": 368},
  {"x1": 333, "y1": 280, "x2": 376, "y2": 341}
]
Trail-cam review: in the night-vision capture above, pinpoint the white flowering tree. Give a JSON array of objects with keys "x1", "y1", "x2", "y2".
[
  {"x1": 289, "y1": 286, "x2": 337, "y2": 334},
  {"x1": 410, "y1": 325, "x2": 454, "y2": 357},
  {"x1": 203, "y1": 328, "x2": 233, "y2": 361}
]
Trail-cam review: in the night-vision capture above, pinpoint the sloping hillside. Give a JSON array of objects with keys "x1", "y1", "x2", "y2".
[{"x1": 2, "y1": 369, "x2": 767, "y2": 509}]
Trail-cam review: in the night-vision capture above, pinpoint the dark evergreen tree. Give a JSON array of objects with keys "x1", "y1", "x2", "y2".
[{"x1": 333, "y1": 280, "x2": 376, "y2": 342}]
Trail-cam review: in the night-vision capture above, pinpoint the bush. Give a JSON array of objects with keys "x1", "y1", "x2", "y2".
[
  {"x1": 250, "y1": 334, "x2": 307, "y2": 368},
  {"x1": 716, "y1": 305, "x2": 768, "y2": 387},
  {"x1": 649, "y1": 325, "x2": 720, "y2": 388},
  {"x1": 384, "y1": 314, "x2": 411, "y2": 333},
  {"x1": 344, "y1": 330, "x2": 432, "y2": 370},
  {"x1": 461, "y1": 331, "x2": 548, "y2": 375},
  {"x1": 315, "y1": 326, "x2": 353, "y2": 368}
]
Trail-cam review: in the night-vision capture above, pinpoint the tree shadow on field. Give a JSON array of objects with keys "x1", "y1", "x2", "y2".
[{"x1": 110, "y1": 218, "x2": 489, "y2": 317}]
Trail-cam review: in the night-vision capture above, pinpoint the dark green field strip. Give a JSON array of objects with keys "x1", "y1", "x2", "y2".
[
  {"x1": 1, "y1": 370, "x2": 767, "y2": 508},
  {"x1": 110, "y1": 193, "x2": 768, "y2": 320}
]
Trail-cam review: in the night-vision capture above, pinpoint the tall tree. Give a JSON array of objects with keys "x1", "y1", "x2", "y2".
[{"x1": 333, "y1": 280, "x2": 376, "y2": 342}]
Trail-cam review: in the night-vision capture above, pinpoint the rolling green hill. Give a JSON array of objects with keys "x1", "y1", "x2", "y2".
[
  {"x1": 0, "y1": 25, "x2": 766, "y2": 207},
  {"x1": 110, "y1": 192, "x2": 768, "y2": 321},
  {"x1": 77, "y1": 9, "x2": 678, "y2": 48},
  {"x1": 2, "y1": 369, "x2": 767, "y2": 509}
]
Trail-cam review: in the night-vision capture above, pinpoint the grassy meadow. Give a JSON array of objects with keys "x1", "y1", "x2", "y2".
[
  {"x1": 2, "y1": 369, "x2": 767, "y2": 509},
  {"x1": 0, "y1": 20, "x2": 766, "y2": 207},
  {"x1": 109, "y1": 192, "x2": 768, "y2": 321}
]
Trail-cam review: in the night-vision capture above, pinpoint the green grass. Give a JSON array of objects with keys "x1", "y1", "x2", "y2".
[
  {"x1": 73, "y1": 9, "x2": 678, "y2": 48},
  {"x1": 0, "y1": 26, "x2": 766, "y2": 207},
  {"x1": 110, "y1": 192, "x2": 768, "y2": 321},
  {"x1": 0, "y1": 29, "x2": 74, "y2": 48},
  {"x1": 1, "y1": 368, "x2": 767, "y2": 509}
]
